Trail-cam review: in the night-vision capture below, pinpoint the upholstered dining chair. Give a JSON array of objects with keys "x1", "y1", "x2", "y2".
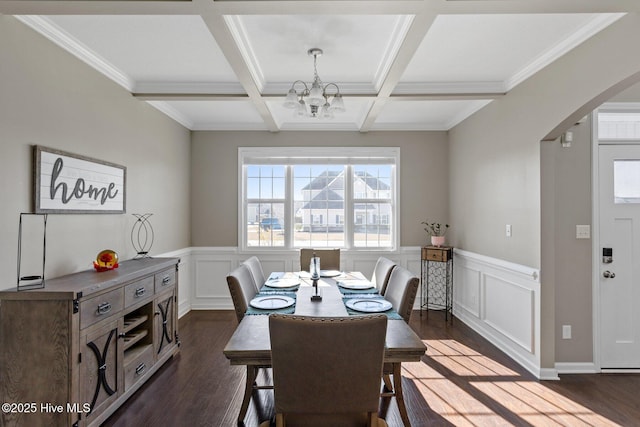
[
  {"x1": 261, "y1": 314, "x2": 389, "y2": 427},
  {"x1": 243, "y1": 256, "x2": 266, "y2": 292},
  {"x1": 226, "y1": 263, "x2": 273, "y2": 420},
  {"x1": 378, "y1": 265, "x2": 419, "y2": 410},
  {"x1": 299, "y1": 248, "x2": 341, "y2": 272},
  {"x1": 226, "y1": 263, "x2": 258, "y2": 324},
  {"x1": 370, "y1": 257, "x2": 396, "y2": 296}
]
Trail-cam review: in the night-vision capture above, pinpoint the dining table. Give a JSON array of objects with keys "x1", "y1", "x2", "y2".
[{"x1": 223, "y1": 271, "x2": 427, "y2": 427}]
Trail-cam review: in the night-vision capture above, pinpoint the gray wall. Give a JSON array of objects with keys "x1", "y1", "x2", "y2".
[
  {"x1": 0, "y1": 16, "x2": 191, "y2": 289},
  {"x1": 546, "y1": 118, "x2": 593, "y2": 363},
  {"x1": 191, "y1": 131, "x2": 448, "y2": 248},
  {"x1": 450, "y1": 13, "x2": 640, "y2": 368}
]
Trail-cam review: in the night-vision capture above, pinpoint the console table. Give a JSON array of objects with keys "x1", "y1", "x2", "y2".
[
  {"x1": 420, "y1": 246, "x2": 453, "y2": 321},
  {"x1": 0, "y1": 257, "x2": 179, "y2": 427}
]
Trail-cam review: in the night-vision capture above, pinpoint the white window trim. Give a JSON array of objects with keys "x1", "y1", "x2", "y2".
[{"x1": 238, "y1": 146, "x2": 400, "y2": 253}]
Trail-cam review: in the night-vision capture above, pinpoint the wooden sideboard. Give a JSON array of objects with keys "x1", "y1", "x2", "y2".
[{"x1": 0, "y1": 257, "x2": 180, "y2": 427}]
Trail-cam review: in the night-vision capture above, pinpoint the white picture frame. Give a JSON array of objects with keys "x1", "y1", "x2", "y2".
[{"x1": 34, "y1": 145, "x2": 126, "y2": 214}]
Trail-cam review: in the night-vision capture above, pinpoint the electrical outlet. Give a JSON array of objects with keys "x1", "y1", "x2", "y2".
[
  {"x1": 562, "y1": 325, "x2": 572, "y2": 340},
  {"x1": 506, "y1": 224, "x2": 512, "y2": 237}
]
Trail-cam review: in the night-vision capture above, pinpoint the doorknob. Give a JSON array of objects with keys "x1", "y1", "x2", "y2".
[{"x1": 603, "y1": 270, "x2": 616, "y2": 278}]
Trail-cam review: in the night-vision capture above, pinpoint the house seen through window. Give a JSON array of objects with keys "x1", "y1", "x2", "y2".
[{"x1": 241, "y1": 147, "x2": 398, "y2": 250}]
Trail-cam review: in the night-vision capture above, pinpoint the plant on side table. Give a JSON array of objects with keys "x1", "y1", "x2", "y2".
[{"x1": 421, "y1": 221, "x2": 449, "y2": 247}]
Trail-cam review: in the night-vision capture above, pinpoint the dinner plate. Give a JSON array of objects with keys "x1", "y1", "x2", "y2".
[
  {"x1": 320, "y1": 270, "x2": 341, "y2": 278},
  {"x1": 250, "y1": 295, "x2": 295, "y2": 310},
  {"x1": 338, "y1": 280, "x2": 375, "y2": 290},
  {"x1": 264, "y1": 278, "x2": 300, "y2": 288},
  {"x1": 345, "y1": 298, "x2": 392, "y2": 313}
]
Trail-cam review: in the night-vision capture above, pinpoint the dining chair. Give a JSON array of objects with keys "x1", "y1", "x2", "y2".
[
  {"x1": 378, "y1": 265, "x2": 419, "y2": 413},
  {"x1": 226, "y1": 263, "x2": 258, "y2": 324},
  {"x1": 262, "y1": 314, "x2": 389, "y2": 427},
  {"x1": 226, "y1": 263, "x2": 273, "y2": 421},
  {"x1": 370, "y1": 257, "x2": 396, "y2": 296},
  {"x1": 243, "y1": 256, "x2": 266, "y2": 292},
  {"x1": 299, "y1": 248, "x2": 341, "y2": 272}
]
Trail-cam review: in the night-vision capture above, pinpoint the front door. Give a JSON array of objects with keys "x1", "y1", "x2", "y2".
[{"x1": 598, "y1": 144, "x2": 640, "y2": 368}]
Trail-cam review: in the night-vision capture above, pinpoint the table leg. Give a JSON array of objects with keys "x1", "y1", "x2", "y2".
[
  {"x1": 238, "y1": 365, "x2": 258, "y2": 425},
  {"x1": 393, "y1": 363, "x2": 411, "y2": 427}
]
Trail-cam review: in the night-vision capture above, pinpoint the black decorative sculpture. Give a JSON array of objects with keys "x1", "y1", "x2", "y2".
[
  {"x1": 131, "y1": 213, "x2": 154, "y2": 258},
  {"x1": 17, "y1": 213, "x2": 47, "y2": 290}
]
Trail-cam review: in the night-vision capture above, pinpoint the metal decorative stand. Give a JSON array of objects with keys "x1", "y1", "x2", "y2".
[
  {"x1": 17, "y1": 213, "x2": 48, "y2": 290},
  {"x1": 420, "y1": 246, "x2": 453, "y2": 321},
  {"x1": 131, "y1": 213, "x2": 154, "y2": 258}
]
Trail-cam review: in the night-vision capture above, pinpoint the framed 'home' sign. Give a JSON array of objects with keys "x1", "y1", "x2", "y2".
[{"x1": 34, "y1": 145, "x2": 126, "y2": 214}]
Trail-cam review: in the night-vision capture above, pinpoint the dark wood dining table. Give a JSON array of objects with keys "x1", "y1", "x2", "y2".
[{"x1": 223, "y1": 274, "x2": 426, "y2": 426}]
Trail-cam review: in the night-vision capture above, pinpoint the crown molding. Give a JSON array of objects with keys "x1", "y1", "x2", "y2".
[
  {"x1": 505, "y1": 13, "x2": 626, "y2": 91},
  {"x1": 146, "y1": 101, "x2": 194, "y2": 129},
  {"x1": 372, "y1": 15, "x2": 415, "y2": 92},
  {"x1": 393, "y1": 81, "x2": 506, "y2": 95},
  {"x1": 15, "y1": 15, "x2": 135, "y2": 92}
]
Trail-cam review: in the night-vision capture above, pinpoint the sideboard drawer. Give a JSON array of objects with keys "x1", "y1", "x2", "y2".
[
  {"x1": 123, "y1": 345, "x2": 154, "y2": 391},
  {"x1": 80, "y1": 288, "x2": 124, "y2": 329},
  {"x1": 124, "y1": 277, "x2": 154, "y2": 308},
  {"x1": 155, "y1": 268, "x2": 176, "y2": 292}
]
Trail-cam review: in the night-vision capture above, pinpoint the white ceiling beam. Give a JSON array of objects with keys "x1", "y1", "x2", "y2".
[
  {"x1": 4, "y1": 0, "x2": 637, "y2": 16},
  {"x1": 0, "y1": 1, "x2": 199, "y2": 15},
  {"x1": 197, "y1": 4, "x2": 280, "y2": 132},
  {"x1": 360, "y1": 11, "x2": 438, "y2": 132}
]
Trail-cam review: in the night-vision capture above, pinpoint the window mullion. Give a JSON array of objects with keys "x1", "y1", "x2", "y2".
[
  {"x1": 344, "y1": 165, "x2": 353, "y2": 250},
  {"x1": 285, "y1": 165, "x2": 293, "y2": 249}
]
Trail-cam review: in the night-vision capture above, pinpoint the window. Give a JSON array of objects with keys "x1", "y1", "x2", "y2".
[{"x1": 240, "y1": 147, "x2": 398, "y2": 251}]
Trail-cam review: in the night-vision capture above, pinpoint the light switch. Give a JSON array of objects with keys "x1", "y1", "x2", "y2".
[
  {"x1": 506, "y1": 224, "x2": 512, "y2": 237},
  {"x1": 562, "y1": 325, "x2": 572, "y2": 340},
  {"x1": 576, "y1": 225, "x2": 590, "y2": 239}
]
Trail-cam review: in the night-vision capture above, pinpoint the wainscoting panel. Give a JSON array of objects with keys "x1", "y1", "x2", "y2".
[
  {"x1": 483, "y1": 273, "x2": 534, "y2": 353},
  {"x1": 161, "y1": 246, "x2": 548, "y2": 378},
  {"x1": 178, "y1": 247, "x2": 422, "y2": 312},
  {"x1": 457, "y1": 265, "x2": 481, "y2": 318},
  {"x1": 453, "y1": 249, "x2": 542, "y2": 378}
]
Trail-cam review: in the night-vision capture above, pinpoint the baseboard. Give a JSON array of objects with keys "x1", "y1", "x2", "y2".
[{"x1": 555, "y1": 362, "x2": 598, "y2": 374}]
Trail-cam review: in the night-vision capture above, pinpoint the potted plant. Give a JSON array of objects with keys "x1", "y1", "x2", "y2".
[{"x1": 421, "y1": 221, "x2": 449, "y2": 247}]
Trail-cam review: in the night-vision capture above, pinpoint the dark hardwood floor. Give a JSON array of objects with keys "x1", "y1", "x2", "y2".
[{"x1": 103, "y1": 310, "x2": 640, "y2": 426}]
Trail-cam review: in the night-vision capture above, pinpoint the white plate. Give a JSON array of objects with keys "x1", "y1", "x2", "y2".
[
  {"x1": 345, "y1": 298, "x2": 392, "y2": 313},
  {"x1": 264, "y1": 278, "x2": 300, "y2": 288},
  {"x1": 250, "y1": 295, "x2": 295, "y2": 310},
  {"x1": 338, "y1": 280, "x2": 375, "y2": 290},
  {"x1": 320, "y1": 270, "x2": 341, "y2": 278}
]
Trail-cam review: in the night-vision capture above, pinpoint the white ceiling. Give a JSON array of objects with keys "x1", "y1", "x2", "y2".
[{"x1": 6, "y1": 1, "x2": 633, "y2": 132}]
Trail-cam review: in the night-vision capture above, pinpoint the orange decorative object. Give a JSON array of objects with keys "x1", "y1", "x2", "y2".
[{"x1": 93, "y1": 249, "x2": 119, "y2": 272}]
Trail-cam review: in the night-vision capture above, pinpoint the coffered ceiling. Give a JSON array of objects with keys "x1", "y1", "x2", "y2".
[{"x1": 3, "y1": 0, "x2": 636, "y2": 132}]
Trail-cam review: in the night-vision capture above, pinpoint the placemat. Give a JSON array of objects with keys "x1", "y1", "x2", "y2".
[
  {"x1": 245, "y1": 291, "x2": 297, "y2": 316},
  {"x1": 342, "y1": 295, "x2": 403, "y2": 320}
]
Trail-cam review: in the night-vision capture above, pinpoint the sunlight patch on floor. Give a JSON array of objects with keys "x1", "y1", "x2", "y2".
[
  {"x1": 425, "y1": 339, "x2": 520, "y2": 377},
  {"x1": 401, "y1": 339, "x2": 623, "y2": 426}
]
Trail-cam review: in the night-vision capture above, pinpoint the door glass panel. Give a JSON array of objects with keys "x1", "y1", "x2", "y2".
[
  {"x1": 614, "y1": 160, "x2": 640, "y2": 204},
  {"x1": 599, "y1": 112, "x2": 640, "y2": 140}
]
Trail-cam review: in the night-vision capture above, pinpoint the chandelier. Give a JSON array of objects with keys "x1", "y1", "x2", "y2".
[{"x1": 283, "y1": 48, "x2": 345, "y2": 119}]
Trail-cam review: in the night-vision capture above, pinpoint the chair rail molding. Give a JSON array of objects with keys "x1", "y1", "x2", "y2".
[{"x1": 452, "y1": 248, "x2": 550, "y2": 379}]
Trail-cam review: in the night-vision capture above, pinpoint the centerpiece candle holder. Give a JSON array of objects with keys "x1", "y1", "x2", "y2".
[{"x1": 309, "y1": 254, "x2": 322, "y2": 301}]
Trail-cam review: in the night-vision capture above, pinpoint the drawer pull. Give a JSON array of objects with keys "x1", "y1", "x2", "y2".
[
  {"x1": 162, "y1": 276, "x2": 171, "y2": 286},
  {"x1": 135, "y1": 363, "x2": 146, "y2": 376},
  {"x1": 134, "y1": 287, "x2": 146, "y2": 298},
  {"x1": 97, "y1": 302, "x2": 112, "y2": 316}
]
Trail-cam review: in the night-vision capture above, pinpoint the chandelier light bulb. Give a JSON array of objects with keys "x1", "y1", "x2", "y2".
[
  {"x1": 284, "y1": 88, "x2": 299, "y2": 109},
  {"x1": 329, "y1": 93, "x2": 345, "y2": 112}
]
